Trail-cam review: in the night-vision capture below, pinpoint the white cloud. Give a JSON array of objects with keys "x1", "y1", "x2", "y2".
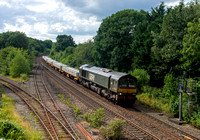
[
  {"x1": 73, "y1": 35, "x2": 94, "y2": 44},
  {"x1": 34, "y1": 23, "x2": 48, "y2": 34},
  {"x1": 0, "y1": 0, "x2": 193, "y2": 44},
  {"x1": 165, "y1": 0, "x2": 191, "y2": 8},
  {"x1": 26, "y1": 0, "x2": 59, "y2": 13},
  {"x1": 165, "y1": 1, "x2": 180, "y2": 7},
  {"x1": 50, "y1": 23, "x2": 69, "y2": 32},
  {"x1": 4, "y1": 22, "x2": 32, "y2": 34},
  {"x1": 0, "y1": 1, "x2": 11, "y2": 8}
]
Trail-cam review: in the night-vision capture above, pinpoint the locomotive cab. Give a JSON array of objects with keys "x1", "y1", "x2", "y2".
[{"x1": 116, "y1": 75, "x2": 137, "y2": 105}]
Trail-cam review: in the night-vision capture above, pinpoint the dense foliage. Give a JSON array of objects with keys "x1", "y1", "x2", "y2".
[
  {"x1": 83, "y1": 108, "x2": 105, "y2": 127},
  {"x1": 10, "y1": 53, "x2": 31, "y2": 77},
  {"x1": 50, "y1": 40, "x2": 94, "y2": 68},
  {"x1": 0, "y1": 47, "x2": 32, "y2": 77},
  {"x1": 93, "y1": 9, "x2": 146, "y2": 72},
  {"x1": 0, "y1": 31, "x2": 52, "y2": 78},
  {"x1": 0, "y1": 31, "x2": 28, "y2": 50},
  {"x1": 54, "y1": 35, "x2": 76, "y2": 52},
  {"x1": 0, "y1": 90, "x2": 42, "y2": 139},
  {"x1": 100, "y1": 118, "x2": 125, "y2": 139},
  {"x1": 130, "y1": 69, "x2": 150, "y2": 91},
  {"x1": 48, "y1": 1, "x2": 200, "y2": 127}
]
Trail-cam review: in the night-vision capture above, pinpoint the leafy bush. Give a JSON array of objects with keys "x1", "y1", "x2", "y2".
[
  {"x1": 83, "y1": 108, "x2": 105, "y2": 127},
  {"x1": 162, "y1": 74, "x2": 178, "y2": 98},
  {"x1": 0, "y1": 93, "x2": 42, "y2": 139},
  {"x1": 20, "y1": 73, "x2": 28, "y2": 82},
  {"x1": 169, "y1": 96, "x2": 179, "y2": 117},
  {"x1": 130, "y1": 69, "x2": 150, "y2": 91},
  {"x1": 100, "y1": 118, "x2": 125, "y2": 140},
  {"x1": 182, "y1": 102, "x2": 191, "y2": 123},
  {"x1": 83, "y1": 110, "x2": 93, "y2": 122},
  {"x1": 191, "y1": 111, "x2": 200, "y2": 128},
  {"x1": 0, "y1": 120, "x2": 26, "y2": 139},
  {"x1": 10, "y1": 53, "x2": 30, "y2": 78},
  {"x1": 72, "y1": 104, "x2": 81, "y2": 116}
]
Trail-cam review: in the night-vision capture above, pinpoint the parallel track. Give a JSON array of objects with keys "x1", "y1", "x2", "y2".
[
  {"x1": 42, "y1": 61, "x2": 159, "y2": 139},
  {"x1": 41, "y1": 59, "x2": 199, "y2": 140},
  {"x1": 0, "y1": 78, "x2": 78, "y2": 140},
  {"x1": 34, "y1": 61, "x2": 80, "y2": 140}
]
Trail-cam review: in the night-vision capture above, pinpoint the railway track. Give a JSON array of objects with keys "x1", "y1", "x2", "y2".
[
  {"x1": 33, "y1": 61, "x2": 80, "y2": 140},
  {"x1": 0, "y1": 77, "x2": 78, "y2": 140},
  {"x1": 41, "y1": 59, "x2": 199, "y2": 140},
  {"x1": 41, "y1": 61, "x2": 159, "y2": 139}
]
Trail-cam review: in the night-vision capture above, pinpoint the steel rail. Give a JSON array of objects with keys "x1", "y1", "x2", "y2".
[
  {"x1": 42, "y1": 62, "x2": 159, "y2": 139},
  {"x1": 0, "y1": 78, "x2": 77, "y2": 140},
  {"x1": 34, "y1": 65, "x2": 58, "y2": 140},
  {"x1": 39, "y1": 64, "x2": 80, "y2": 140}
]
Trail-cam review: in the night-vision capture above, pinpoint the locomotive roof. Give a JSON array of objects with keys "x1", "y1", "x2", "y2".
[{"x1": 80, "y1": 64, "x2": 130, "y2": 80}]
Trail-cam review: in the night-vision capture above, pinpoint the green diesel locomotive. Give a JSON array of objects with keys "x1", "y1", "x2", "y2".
[{"x1": 79, "y1": 64, "x2": 137, "y2": 105}]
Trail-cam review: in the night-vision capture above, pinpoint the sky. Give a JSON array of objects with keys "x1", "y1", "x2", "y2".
[{"x1": 0, "y1": 0, "x2": 191, "y2": 43}]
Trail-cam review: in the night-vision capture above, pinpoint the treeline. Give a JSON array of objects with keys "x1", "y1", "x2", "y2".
[
  {"x1": 49, "y1": 1, "x2": 200, "y2": 127},
  {"x1": 0, "y1": 31, "x2": 52, "y2": 77},
  {"x1": 50, "y1": 1, "x2": 200, "y2": 86}
]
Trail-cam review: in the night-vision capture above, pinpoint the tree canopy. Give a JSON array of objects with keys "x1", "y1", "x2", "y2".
[
  {"x1": 93, "y1": 9, "x2": 146, "y2": 72},
  {"x1": 10, "y1": 52, "x2": 31, "y2": 77},
  {"x1": 0, "y1": 47, "x2": 32, "y2": 77},
  {"x1": 55, "y1": 35, "x2": 76, "y2": 52},
  {"x1": 0, "y1": 31, "x2": 28, "y2": 50},
  {"x1": 49, "y1": 1, "x2": 200, "y2": 87}
]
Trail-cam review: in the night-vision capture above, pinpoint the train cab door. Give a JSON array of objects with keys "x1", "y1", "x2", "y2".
[
  {"x1": 110, "y1": 79, "x2": 118, "y2": 92},
  {"x1": 110, "y1": 79, "x2": 114, "y2": 90}
]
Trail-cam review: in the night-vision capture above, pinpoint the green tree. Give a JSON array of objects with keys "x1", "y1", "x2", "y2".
[
  {"x1": 0, "y1": 31, "x2": 28, "y2": 49},
  {"x1": 93, "y1": 9, "x2": 146, "y2": 72},
  {"x1": 130, "y1": 69, "x2": 150, "y2": 91},
  {"x1": 131, "y1": 2, "x2": 165, "y2": 71},
  {"x1": 10, "y1": 53, "x2": 31, "y2": 77},
  {"x1": 0, "y1": 47, "x2": 18, "y2": 75},
  {"x1": 151, "y1": 2, "x2": 200, "y2": 84},
  {"x1": 28, "y1": 38, "x2": 41, "y2": 56},
  {"x1": 43, "y1": 40, "x2": 53, "y2": 49},
  {"x1": 72, "y1": 41, "x2": 94, "y2": 67},
  {"x1": 181, "y1": 18, "x2": 200, "y2": 76},
  {"x1": 55, "y1": 35, "x2": 76, "y2": 51}
]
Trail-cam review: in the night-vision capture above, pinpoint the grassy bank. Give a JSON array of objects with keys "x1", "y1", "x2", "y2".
[
  {"x1": 136, "y1": 93, "x2": 171, "y2": 115},
  {"x1": 0, "y1": 89, "x2": 42, "y2": 139}
]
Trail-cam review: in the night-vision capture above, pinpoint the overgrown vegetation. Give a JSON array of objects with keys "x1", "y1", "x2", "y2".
[
  {"x1": 0, "y1": 31, "x2": 52, "y2": 79},
  {"x1": 0, "y1": 90, "x2": 42, "y2": 139},
  {"x1": 130, "y1": 69, "x2": 150, "y2": 92},
  {"x1": 83, "y1": 108, "x2": 105, "y2": 127},
  {"x1": 58, "y1": 94, "x2": 81, "y2": 116},
  {"x1": 1, "y1": 0, "x2": 200, "y2": 132},
  {"x1": 137, "y1": 75, "x2": 200, "y2": 128},
  {"x1": 57, "y1": 94, "x2": 126, "y2": 138},
  {"x1": 49, "y1": 1, "x2": 200, "y2": 128},
  {"x1": 100, "y1": 118, "x2": 126, "y2": 140}
]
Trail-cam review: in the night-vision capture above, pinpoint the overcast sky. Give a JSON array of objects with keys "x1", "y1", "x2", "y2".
[{"x1": 0, "y1": 0, "x2": 191, "y2": 43}]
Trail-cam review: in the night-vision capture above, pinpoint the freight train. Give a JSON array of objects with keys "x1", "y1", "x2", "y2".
[{"x1": 42, "y1": 56, "x2": 137, "y2": 105}]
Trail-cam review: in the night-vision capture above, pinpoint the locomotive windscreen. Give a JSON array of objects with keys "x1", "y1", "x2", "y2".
[{"x1": 119, "y1": 78, "x2": 136, "y2": 88}]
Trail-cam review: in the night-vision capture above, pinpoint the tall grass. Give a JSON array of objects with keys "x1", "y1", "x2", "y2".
[
  {"x1": 0, "y1": 91, "x2": 42, "y2": 139},
  {"x1": 136, "y1": 92, "x2": 171, "y2": 115}
]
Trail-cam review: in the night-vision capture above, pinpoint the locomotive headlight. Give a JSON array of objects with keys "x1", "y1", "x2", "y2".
[{"x1": 119, "y1": 93, "x2": 123, "y2": 95}]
